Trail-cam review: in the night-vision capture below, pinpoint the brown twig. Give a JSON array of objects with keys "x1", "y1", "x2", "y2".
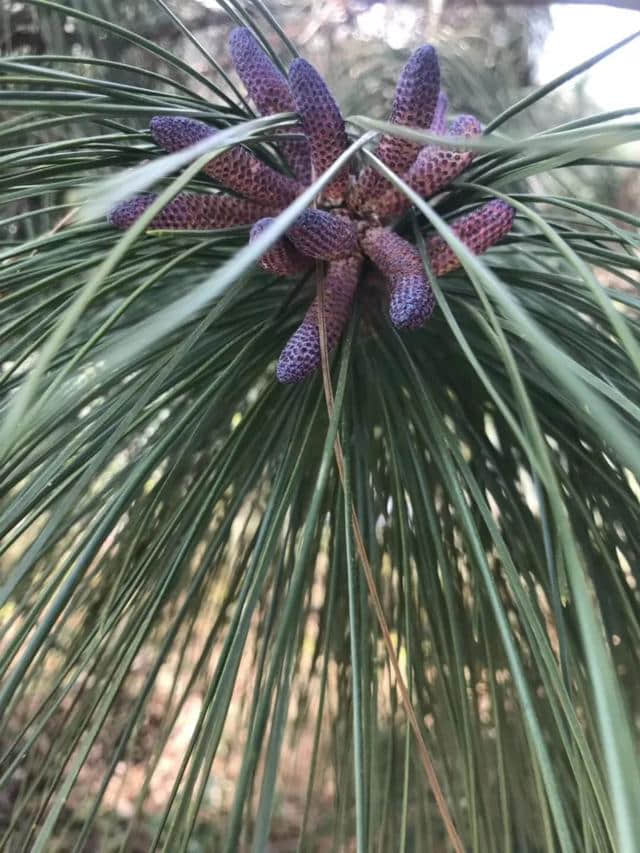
[{"x1": 316, "y1": 265, "x2": 465, "y2": 853}]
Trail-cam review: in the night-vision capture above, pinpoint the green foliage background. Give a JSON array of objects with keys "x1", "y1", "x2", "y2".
[{"x1": 1, "y1": 2, "x2": 639, "y2": 850}]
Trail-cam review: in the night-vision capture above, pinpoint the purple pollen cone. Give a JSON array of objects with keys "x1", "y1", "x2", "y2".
[
  {"x1": 149, "y1": 116, "x2": 302, "y2": 208},
  {"x1": 228, "y1": 27, "x2": 311, "y2": 183},
  {"x1": 360, "y1": 226, "x2": 424, "y2": 280},
  {"x1": 360, "y1": 227, "x2": 435, "y2": 329},
  {"x1": 389, "y1": 275, "x2": 436, "y2": 329},
  {"x1": 286, "y1": 209, "x2": 357, "y2": 260},
  {"x1": 108, "y1": 192, "x2": 275, "y2": 230},
  {"x1": 107, "y1": 35, "x2": 515, "y2": 382},
  {"x1": 289, "y1": 58, "x2": 350, "y2": 206},
  {"x1": 373, "y1": 113, "x2": 482, "y2": 223},
  {"x1": 351, "y1": 45, "x2": 440, "y2": 213},
  {"x1": 427, "y1": 199, "x2": 515, "y2": 275},
  {"x1": 250, "y1": 218, "x2": 312, "y2": 276},
  {"x1": 276, "y1": 253, "x2": 363, "y2": 383},
  {"x1": 448, "y1": 113, "x2": 483, "y2": 139},
  {"x1": 388, "y1": 45, "x2": 441, "y2": 137},
  {"x1": 229, "y1": 28, "x2": 293, "y2": 116}
]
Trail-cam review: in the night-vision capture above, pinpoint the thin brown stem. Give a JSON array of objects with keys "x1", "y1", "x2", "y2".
[{"x1": 316, "y1": 268, "x2": 465, "y2": 853}]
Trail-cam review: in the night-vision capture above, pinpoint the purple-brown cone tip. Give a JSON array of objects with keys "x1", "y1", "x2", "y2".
[
  {"x1": 404, "y1": 114, "x2": 481, "y2": 198},
  {"x1": 448, "y1": 114, "x2": 483, "y2": 140},
  {"x1": 389, "y1": 275, "x2": 435, "y2": 329},
  {"x1": 107, "y1": 193, "x2": 157, "y2": 228},
  {"x1": 149, "y1": 115, "x2": 302, "y2": 208},
  {"x1": 289, "y1": 58, "x2": 350, "y2": 205},
  {"x1": 149, "y1": 115, "x2": 213, "y2": 150},
  {"x1": 389, "y1": 45, "x2": 440, "y2": 132},
  {"x1": 108, "y1": 192, "x2": 275, "y2": 231},
  {"x1": 360, "y1": 226, "x2": 435, "y2": 329},
  {"x1": 229, "y1": 27, "x2": 292, "y2": 115},
  {"x1": 229, "y1": 27, "x2": 312, "y2": 183},
  {"x1": 286, "y1": 208, "x2": 357, "y2": 260},
  {"x1": 250, "y1": 217, "x2": 312, "y2": 276},
  {"x1": 276, "y1": 253, "x2": 362, "y2": 383},
  {"x1": 368, "y1": 112, "x2": 483, "y2": 223},
  {"x1": 427, "y1": 199, "x2": 515, "y2": 276},
  {"x1": 350, "y1": 44, "x2": 441, "y2": 213}
]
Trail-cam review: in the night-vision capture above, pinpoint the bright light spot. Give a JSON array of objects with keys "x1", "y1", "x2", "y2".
[
  {"x1": 356, "y1": 2, "x2": 421, "y2": 50},
  {"x1": 624, "y1": 468, "x2": 640, "y2": 502},
  {"x1": 517, "y1": 466, "x2": 540, "y2": 516},
  {"x1": 537, "y1": 4, "x2": 639, "y2": 110},
  {"x1": 484, "y1": 413, "x2": 501, "y2": 451}
]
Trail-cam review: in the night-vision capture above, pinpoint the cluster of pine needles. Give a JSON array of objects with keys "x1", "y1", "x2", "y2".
[{"x1": 0, "y1": 2, "x2": 639, "y2": 851}]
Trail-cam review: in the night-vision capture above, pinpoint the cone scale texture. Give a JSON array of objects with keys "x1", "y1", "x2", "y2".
[
  {"x1": 228, "y1": 27, "x2": 312, "y2": 183},
  {"x1": 286, "y1": 209, "x2": 358, "y2": 260},
  {"x1": 108, "y1": 192, "x2": 275, "y2": 230},
  {"x1": 149, "y1": 116, "x2": 302, "y2": 208},
  {"x1": 289, "y1": 58, "x2": 350, "y2": 206},
  {"x1": 373, "y1": 114, "x2": 482, "y2": 222},
  {"x1": 427, "y1": 200, "x2": 515, "y2": 275},
  {"x1": 276, "y1": 253, "x2": 363, "y2": 383},
  {"x1": 360, "y1": 227, "x2": 435, "y2": 329},
  {"x1": 250, "y1": 218, "x2": 312, "y2": 276},
  {"x1": 350, "y1": 45, "x2": 440, "y2": 214},
  {"x1": 108, "y1": 30, "x2": 516, "y2": 382}
]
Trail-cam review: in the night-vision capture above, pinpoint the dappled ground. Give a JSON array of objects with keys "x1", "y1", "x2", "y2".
[
  {"x1": 0, "y1": 537, "x2": 350, "y2": 850},
  {"x1": 1, "y1": 537, "x2": 586, "y2": 851}
]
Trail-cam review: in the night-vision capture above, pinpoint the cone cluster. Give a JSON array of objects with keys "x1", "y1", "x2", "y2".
[{"x1": 109, "y1": 27, "x2": 515, "y2": 383}]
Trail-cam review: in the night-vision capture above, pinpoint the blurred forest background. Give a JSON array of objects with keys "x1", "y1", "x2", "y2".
[{"x1": 1, "y1": 1, "x2": 639, "y2": 851}]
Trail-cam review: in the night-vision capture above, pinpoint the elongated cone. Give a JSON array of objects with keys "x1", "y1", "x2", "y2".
[
  {"x1": 388, "y1": 275, "x2": 436, "y2": 329},
  {"x1": 350, "y1": 45, "x2": 440, "y2": 213},
  {"x1": 289, "y1": 58, "x2": 350, "y2": 206},
  {"x1": 228, "y1": 27, "x2": 312, "y2": 183},
  {"x1": 406, "y1": 114, "x2": 481, "y2": 196},
  {"x1": 276, "y1": 253, "x2": 363, "y2": 383},
  {"x1": 380, "y1": 45, "x2": 440, "y2": 166},
  {"x1": 427, "y1": 199, "x2": 515, "y2": 275},
  {"x1": 286, "y1": 208, "x2": 357, "y2": 260},
  {"x1": 360, "y1": 227, "x2": 435, "y2": 329},
  {"x1": 250, "y1": 218, "x2": 312, "y2": 276},
  {"x1": 108, "y1": 192, "x2": 275, "y2": 230},
  {"x1": 373, "y1": 114, "x2": 482, "y2": 222},
  {"x1": 149, "y1": 116, "x2": 302, "y2": 208}
]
